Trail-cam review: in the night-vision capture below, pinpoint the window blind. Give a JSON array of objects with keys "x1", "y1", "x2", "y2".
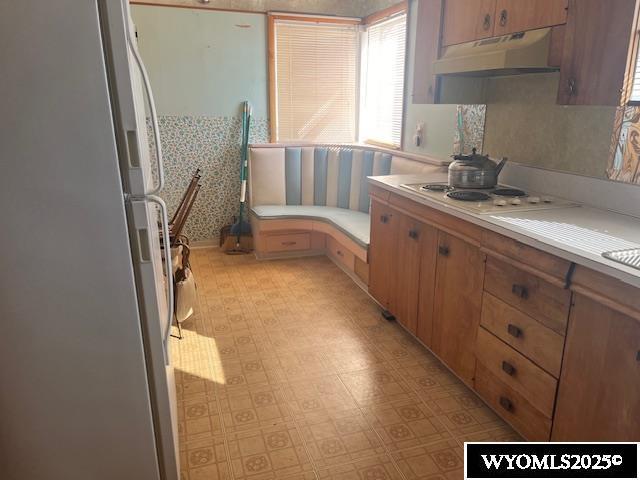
[
  {"x1": 360, "y1": 14, "x2": 407, "y2": 147},
  {"x1": 273, "y1": 19, "x2": 358, "y2": 142},
  {"x1": 631, "y1": 43, "x2": 640, "y2": 102}
]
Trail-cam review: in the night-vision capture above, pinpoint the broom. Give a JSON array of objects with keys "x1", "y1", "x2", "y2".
[{"x1": 225, "y1": 101, "x2": 252, "y2": 254}]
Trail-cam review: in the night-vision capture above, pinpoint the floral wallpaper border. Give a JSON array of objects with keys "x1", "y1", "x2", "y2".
[
  {"x1": 148, "y1": 115, "x2": 269, "y2": 242},
  {"x1": 608, "y1": 106, "x2": 640, "y2": 184}
]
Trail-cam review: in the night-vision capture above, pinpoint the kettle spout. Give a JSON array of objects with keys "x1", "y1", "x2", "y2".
[{"x1": 495, "y1": 157, "x2": 507, "y2": 176}]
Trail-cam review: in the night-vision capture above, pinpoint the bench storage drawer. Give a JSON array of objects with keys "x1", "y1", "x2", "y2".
[
  {"x1": 327, "y1": 236, "x2": 355, "y2": 271},
  {"x1": 475, "y1": 363, "x2": 552, "y2": 441},
  {"x1": 265, "y1": 233, "x2": 311, "y2": 252}
]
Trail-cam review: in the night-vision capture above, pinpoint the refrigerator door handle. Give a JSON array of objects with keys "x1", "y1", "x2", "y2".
[
  {"x1": 126, "y1": 30, "x2": 164, "y2": 195},
  {"x1": 146, "y1": 194, "x2": 174, "y2": 348}
]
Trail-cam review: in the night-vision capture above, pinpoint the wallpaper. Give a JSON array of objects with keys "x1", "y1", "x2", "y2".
[
  {"x1": 607, "y1": 107, "x2": 640, "y2": 184},
  {"x1": 454, "y1": 104, "x2": 486, "y2": 155},
  {"x1": 148, "y1": 116, "x2": 269, "y2": 242}
]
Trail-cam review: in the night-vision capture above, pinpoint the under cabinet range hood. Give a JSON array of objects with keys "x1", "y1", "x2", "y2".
[{"x1": 433, "y1": 27, "x2": 558, "y2": 76}]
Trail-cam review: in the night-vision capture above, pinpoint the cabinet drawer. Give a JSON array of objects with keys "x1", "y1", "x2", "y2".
[
  {"x1": 475, "y1": 363, "x2": 552, "y2": 441},
  {"x1": 265, "y1": 233, "x2": 311, "y2": 252},
  {"x1": 476, "y1": 327, "x2": 557, "y2": 417},
  {"x1": 481, "y1": 293, "x2": 565, "y2": 377},
  {"x1": 327, "y1": 236, "x2": 355, "y2": 271},
  {"x1": 484, "y1": 256, "x2": 570, "y2": 334}
]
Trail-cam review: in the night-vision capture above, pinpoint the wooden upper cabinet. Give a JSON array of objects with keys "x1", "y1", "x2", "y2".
[
  {"x1": 557, "y1": 0, "x2": 639, "y2": 106},
  {"x1": 442, "y1": 0, "x2": 497, "y2": 47},
  {"x1": 431, "y1": 231, "x2": 485, "y2": 385},
  {"x1": 412, "y1": 0, "x2": 444, "y2": 104},
  {"x1": 552, "y1": 294, "x2": 640, "y2": 441},
  {"x1": 493, "y1": 0, "x2": 568, "y2": 36},
  {"x1": 368, "y1": 199, "x2": 399, "y2": 310}
]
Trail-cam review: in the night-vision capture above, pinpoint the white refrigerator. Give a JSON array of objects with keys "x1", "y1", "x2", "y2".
[{"x1": 0, "y1": 1, "x2": 179, "y2": 479}]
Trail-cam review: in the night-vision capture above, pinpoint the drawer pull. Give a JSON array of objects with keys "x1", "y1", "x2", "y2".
[
  {"x1": 482, "y1": 13, "x2": 491, "y2": 30},
  {"x1": 511, "y1": 284, "x2": 529, "y2": 299},
  {"x1": 336, "y1": 250, "x2": 343, "y2": 256},
  {"x1": 637, "y1": 351, "x2": 640, "y2": 362},
  {"x1": 499, "y1": 9, "x2": 508, "y2": 27},
  {"x1": 281, "y1": 241, "x2": 297, "y2": 246},
  {"x1": 408, "y1": 230, "x2": 419, "y2": 240},
  {"x1": 499, "y1": 396, "x2": 514, "y2": 412},
  {"x1": 380, "y1": 214, "x2": 389, "y2": 224},
  {"x1": 501, "y1": 361, "x2": 516, "y2": 376},
  {"x1": 438, "y1": 245, "x2": 450, "y2": 256},
  {"x1": 507, "y1": 323, "x2": 522, "y2": 338}
]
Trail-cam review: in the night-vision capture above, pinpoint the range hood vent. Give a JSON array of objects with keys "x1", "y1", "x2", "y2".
[{"x1": 434, "y1": 27, "x2": 558, "y2": 76}]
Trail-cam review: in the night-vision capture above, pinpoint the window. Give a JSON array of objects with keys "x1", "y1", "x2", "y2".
[
  {"x1": 359, "y1": 14, "x2": 407, "y2": 148},
  {"x1": 270, "y1": 16, "x2": 359, "y2": 143}
]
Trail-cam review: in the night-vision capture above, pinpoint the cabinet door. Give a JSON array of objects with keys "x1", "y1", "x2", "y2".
[
  {"x1": 368, "y1": 199, "x2": 399, "y2": 310},
  {"x1": 412, "y1": 0, "x2": 443, "y2": 104},
  {"x1": 442, "y1": 0, "x2": 497, "y2": 47},
  {"x1": 552, "y1": 294, "x2": 640, "y2": 441},
  {"x1": 432, "y1": 231, "x2": 485, "y2": 385},
  {"x1": 394, "y1": 215, "x2": 438, "y2": 335},
  {"x1": 416, "y1": 222, "x2": 439, "y2": 347},
  {"x1": 557, "y1": 0, "x2": 638, "y2": 105},
  {"x1": 493, "y1": 0, "x2": 567, "y2": 36}
]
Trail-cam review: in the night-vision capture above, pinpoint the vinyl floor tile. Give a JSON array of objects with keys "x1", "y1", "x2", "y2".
[{"x1": 171, "y1": 249, "x2": 518, "y2": 479}]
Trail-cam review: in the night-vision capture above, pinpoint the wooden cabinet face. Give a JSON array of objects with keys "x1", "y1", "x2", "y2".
[
  {"x1": 412, "y1": 0, "x2": 444, "y2": 104},
  {"x1": 394, "y1": 214, "x2": 425, "y2": 334},
  {"x1": 442, "y1": 0, "x2": 497, "y2": 47},
  {"x1": 552, "y1": 294, "x2": 640, "y2": 441},
  {"x1": 393, "y1": 214, "x2": 439, "y2": 336},
  {"x1": 493, "y1": 0, "x2": 567, "y2": 36},
  {"x1": 557, "y1": 0, "x2": 638, "y2": 105},
  {"x1": 432, "y1": 231, "x2": 485, "y2": 385},
  {"x1": 368, "y1": 200, "x2": 399, "y2": 309}
]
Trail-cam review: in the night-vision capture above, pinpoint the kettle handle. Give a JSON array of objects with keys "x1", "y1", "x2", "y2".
[{"x1": 495, "y1": 157, "x2": 508, "y2": 176}]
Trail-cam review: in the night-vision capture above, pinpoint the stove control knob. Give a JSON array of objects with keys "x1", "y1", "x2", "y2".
[
  {"x1": 493, "y1": 199, "x2": 507, "y2": 206},
  {"x1": 528, "y1": 196, "x2": 540, "y2": 204},
  {"x1": 510, "y1": 198, "x2": 522, "y2": 205},
  {"x1": 541, "y1": 196, "x2": 553, "y2": 203}
]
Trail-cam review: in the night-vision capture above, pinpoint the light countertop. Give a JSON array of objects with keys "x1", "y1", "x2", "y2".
[{"x1": 369, "y1": 173, "x2": 640, "y2": 289}]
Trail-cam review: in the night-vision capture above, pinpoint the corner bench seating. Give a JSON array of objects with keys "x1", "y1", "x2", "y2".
[{"x1": 248, "y1": 143, "x2": 445, "y2": 284}]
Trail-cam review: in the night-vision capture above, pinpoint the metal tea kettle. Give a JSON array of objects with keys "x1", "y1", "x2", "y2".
[{"x1": 448, "y1": 148, "x2": 507, "y2": 189}]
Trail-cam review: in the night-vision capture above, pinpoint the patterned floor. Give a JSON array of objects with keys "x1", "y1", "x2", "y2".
[{"x1": 171, "y1": 248, "x2": 519, "y2": 480}]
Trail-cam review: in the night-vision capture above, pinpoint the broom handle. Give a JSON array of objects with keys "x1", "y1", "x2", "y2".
[{"x1": 236, "y1": 102, "x2": 251, "y2": 245}]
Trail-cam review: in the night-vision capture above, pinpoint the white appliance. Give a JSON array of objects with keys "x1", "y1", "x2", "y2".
[
  {"x1": 0, "y1": 2, "x2": 179, "y2": 479},
  {"x1": 400, "y1": 183, "x2": 581, "y2": 214}
]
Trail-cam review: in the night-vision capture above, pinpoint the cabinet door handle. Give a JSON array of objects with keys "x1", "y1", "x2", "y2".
[
  {"x1": 380, "y1": 214, "x2": 389, "y2": 224},
  {"x1": 438, "y1": 245, "x2": 450, "y2": 256},
  {"x1": 499, "y1": 396, "x2": 513, "y2": 412},
  {"x1": 507, "y1": 323, "x2": 522, "y2": 338},
  {"x1": 567, "y1": 78, "x2": 577, "y2": 96},
  {"x1": 336, "y1": 250, "x2": 344, "y2": 257},
  {"x1": 499, "y1": 9, "x2": 508, "y2": 27},
  {"x1": 483, "y1": 13, "x2": 491, "y2": 30},
  {"x1": 502, "y1": 361, "x2": 516, "y2": 376},
  {"x1": 511, "y1": 284, "x2": 528, "y2": 299},
  {"x1": 408, "y1": 230, "x2": 419, "y2": 240}
]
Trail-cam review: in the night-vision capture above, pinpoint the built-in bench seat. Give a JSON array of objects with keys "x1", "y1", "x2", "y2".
[
  {"x1": 248, "y1": 143, "x2": 445, "y2": 284},
  {"x1": 252, "y1": 205, "x2": 370, "y2": 248}
]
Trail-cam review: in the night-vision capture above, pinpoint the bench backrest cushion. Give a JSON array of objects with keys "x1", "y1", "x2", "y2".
[{"x1": 249, "y1": 146, "x2": 438, "y2": 213}]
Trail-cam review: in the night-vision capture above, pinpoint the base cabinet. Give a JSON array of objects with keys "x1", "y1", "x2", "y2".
[
  {"x1": 368, "y1": 189, "x2": 640, "y2": 441},
  {"x1": 552, "y1": 294, "x2": 640, "y2": 441},
  {"x1": 394, "y1": 215, "x2": 435, "y2": 334},
  {"x1": 368, "y1": 199, "x2": 399, "y2": 311},
  {"x1": 431, "y1": 231, "x2": 485, "y2": 386}
]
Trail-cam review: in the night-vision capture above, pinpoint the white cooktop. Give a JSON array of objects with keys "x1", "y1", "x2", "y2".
[{"x1": 400, "y1": 183, "x2": 581, "y2": 215}]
